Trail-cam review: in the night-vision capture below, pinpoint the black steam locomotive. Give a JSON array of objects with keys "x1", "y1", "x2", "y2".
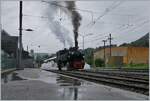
[{"x1": 56, "y1": 47, "x2": 85, "y2": 70}]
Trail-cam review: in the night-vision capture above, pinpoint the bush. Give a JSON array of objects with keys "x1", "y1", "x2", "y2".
[
  {"x1": 95, "y1": 58, "x2": 104, "y2": 67},
  {"x1": 85, "y1": 56, "x2": 93, "y2": 65}
]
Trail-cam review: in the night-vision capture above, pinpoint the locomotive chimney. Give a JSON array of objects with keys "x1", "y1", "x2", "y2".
[{"x1": 74, "y1": 31, "x2": 78, "y2": 50}]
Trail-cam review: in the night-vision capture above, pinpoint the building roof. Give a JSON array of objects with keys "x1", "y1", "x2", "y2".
[
  {"x1": 1, "y1": 30, "x2": 18, "y2": 55},
  {"x1": 94, "y1": 44, "x2": 117, "y2": 52},
  {"x1": 94, "y1": 46, "x2": 149, "y2": 54}
]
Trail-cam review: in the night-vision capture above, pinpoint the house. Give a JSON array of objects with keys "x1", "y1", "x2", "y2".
[
  {"x1": 94, "y1": 46, "x2": 149, "y2": 66},
  {"x1": 1, "y1": 30, "x2": 34, "y2": 69}
]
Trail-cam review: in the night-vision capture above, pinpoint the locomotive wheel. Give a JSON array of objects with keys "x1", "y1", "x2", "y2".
[
  {"x1": 67, "y1": 62, "x2": 74, "y2": 71},
  {"x1": 58, "y1": 64, "x2": 62, "y2": 71},
  {"x1": 58, "y1": 67, "x2": 62, "y2": 71},
  {"x1": 57, "y1": 61, "x2": 62, "y2": 71}
]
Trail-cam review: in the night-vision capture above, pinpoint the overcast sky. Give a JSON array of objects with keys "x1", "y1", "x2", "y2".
[{"x1": 1, "y1": 0, "x2": 150, "y2": 53}]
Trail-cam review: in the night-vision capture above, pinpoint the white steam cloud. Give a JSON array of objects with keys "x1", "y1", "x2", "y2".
[{"x1": 45, "y1": 1, "x2": 73, "y2": 47}]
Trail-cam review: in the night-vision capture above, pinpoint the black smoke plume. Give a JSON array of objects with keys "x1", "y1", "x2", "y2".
[{"x1": 65, "y1": 1, "x2": 82, "y2": 49}]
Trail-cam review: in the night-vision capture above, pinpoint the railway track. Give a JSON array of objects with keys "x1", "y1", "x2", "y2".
[
  {"x1": 44, "y1": 69, "x2": 149, "y2": 95},
  {"x1": 88, "y1": 69, "x2": 149, "y2": 73},
  {"x1": 82, "y1": 70, "x2": 149, "y2": 81}
]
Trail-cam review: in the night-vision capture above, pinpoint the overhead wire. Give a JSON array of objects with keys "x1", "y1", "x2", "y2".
[
  {"x1": 88, "y1": 1, "x2": 124, "y2": 28},
  {"x1": 23, "y1": 14, "x2": 48, "y2": 19},
  {"x1": 114, "y1": 19, "x2": 149, "y2": 34},
  {"x1": 42, "y1": 0, "x2": 97, "y2": 14},
  {"x1": 110, "y1": 20, "x2": 149, "y2": 40},
  {"x1": 42, "y1": 0, "x2": 125, "y2": 33},
  {"x1": 124, "y1": 20, "x2": 149, "y2": 33},
  {"x1": 26, "y1": 1, "x2": 149, "y2": 48},
  {"x1": 42, "y1": 0, "x2": 124, "y2": 31},
  {"x1": 78, "y1": 35, "x2": 108, "y2": 45},
  {"x1": 80, "y1": 1, "x2": 124, "y2": 38}
]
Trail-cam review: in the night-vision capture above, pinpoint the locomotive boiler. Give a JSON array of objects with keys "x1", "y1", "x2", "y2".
[{"x1": 56, "y1": 47, "x2": 85, "y2": 70}]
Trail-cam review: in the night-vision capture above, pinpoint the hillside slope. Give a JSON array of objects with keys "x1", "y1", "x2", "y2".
[{"x1": 120, "y1": 33, "x2": 149, "y2": 47}]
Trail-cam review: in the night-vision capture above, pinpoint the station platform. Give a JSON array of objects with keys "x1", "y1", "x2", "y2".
[{"x1": 1, "y1": 68, "x2": 149, "y2": 100}]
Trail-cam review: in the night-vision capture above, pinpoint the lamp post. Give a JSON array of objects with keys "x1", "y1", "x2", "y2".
[
  {"x1": 17, "y1": 1, "x2": 34, "y2": 69},
  {"x1": 17, "y1": 1, "x2": 23, "y2": 70},
  {"x1": 24, "y1": 29, "x2": 34, "y2": 31}
]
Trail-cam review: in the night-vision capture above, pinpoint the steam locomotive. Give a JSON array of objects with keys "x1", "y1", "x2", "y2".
[{"x1": 56, "y1": 47, "x2": 85, "y2": 70}]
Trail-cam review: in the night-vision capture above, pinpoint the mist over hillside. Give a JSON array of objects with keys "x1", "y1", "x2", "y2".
[{"x1": 120, "y1": 33, "x2": 149, "y2": 47}]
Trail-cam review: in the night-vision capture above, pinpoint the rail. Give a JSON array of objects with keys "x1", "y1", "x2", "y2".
[{"x1": 44, "y1": 69, "x2": 149, "y2": 95}]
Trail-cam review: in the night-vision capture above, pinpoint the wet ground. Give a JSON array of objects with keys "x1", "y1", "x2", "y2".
[{"x1": 1, "y1": 68, "x2": 149, "y2": 100}]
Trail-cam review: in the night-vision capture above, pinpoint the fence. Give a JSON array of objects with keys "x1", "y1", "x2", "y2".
[{"x1": 1, "y1": 56, "x2": 16, "y2": 70}]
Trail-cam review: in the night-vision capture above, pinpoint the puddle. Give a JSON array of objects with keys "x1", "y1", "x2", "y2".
[
  {"x1": 31, "y1": 70, "x2": 95, "y2": 86},
  {"x1": 58, "y1": 86, "x2": 79, "y2": 100},
  {"x1": 1, "y1": 69, "x2": 149, "y2": 100},
  {"x1": 11, "y1": 72, "x2": 26, "y2": 81},
  {"x1": 56, "y1": 76, "x2": 82, "y2": 86},
  {"x1": 1, "y1": 72, "x2": 26, "y2": 83},
  {"x1": 56, "y1": 74, "x2": 93, "y2": 100},
  {"x1": 1, "y1": 69, "x2": 96, "y2": 100}
]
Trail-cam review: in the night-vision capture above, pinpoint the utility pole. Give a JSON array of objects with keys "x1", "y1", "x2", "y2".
[
  {"x1": 18, "y1": 1, "x2": 23, "y2": 70},
  {"x1": 17, "y1": 1, "x2": 33, "y2": 69},
  {"x1": 64, "y1": 40, "x2": 66, "y2": 48},
  {"x1": 79, "y1": 33, "x2": 93, "y2": 51},
  {"x1": 108, "y1": 34, "x2": 112, "y2": 57},
  {"x1": 27, "y1": 45, "x2": 28, "y2": 52},
  {"x1": 102, "y1": 40, "x2": 107, "y2": 66},
  {"x1": 82, "y1": 36, "x2": 84, "y2": 50}
]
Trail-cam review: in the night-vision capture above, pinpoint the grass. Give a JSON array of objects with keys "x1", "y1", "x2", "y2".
[
  {"x1": 94, "y1": 63, "x2": 149, "y2": 70},
  {"x1": 124, "y1": 64, "x2": 149, "y2": 70}
]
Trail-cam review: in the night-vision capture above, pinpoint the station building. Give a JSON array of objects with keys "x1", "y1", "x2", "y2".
[
  {"x1": 1, "y1": 29, "x2": 34, "y2": 70},
  {"x1": 93, "y1": 46, "x2": 149, "y2": 66}
]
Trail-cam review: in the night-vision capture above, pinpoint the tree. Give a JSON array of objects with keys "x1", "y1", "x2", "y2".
[{"x1": 95, "y1": 58, "x2": 104, "y2": 67}]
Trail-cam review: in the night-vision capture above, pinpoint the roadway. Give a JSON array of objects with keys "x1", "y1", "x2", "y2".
[{"x1": 1, "y1": 68, "x2": 149, "y2": 100}]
